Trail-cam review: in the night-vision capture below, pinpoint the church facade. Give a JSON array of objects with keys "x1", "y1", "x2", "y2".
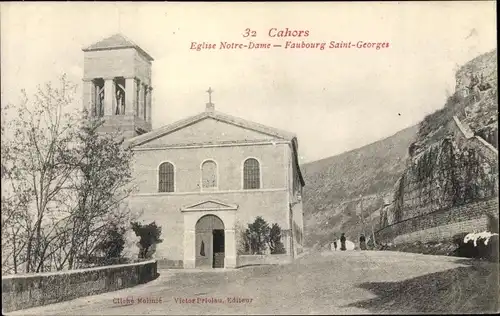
[{"x1": 82, "y1": 34, "x2": 305, "y2": 269}]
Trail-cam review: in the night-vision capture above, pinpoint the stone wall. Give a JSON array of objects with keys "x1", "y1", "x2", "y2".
[
  {"x1": 237, "y1": 254, "x2": 292, "y2": 267},
  {"x1": 2, "y1": 260, "x2": 158, "y2": 313},
  {"x1": 157, "y1": 259, "x2": 183, "y2": 269},
  {"x1": 390, "y1": 118, "x2": 497, "y2": 225},
  {"x1": 377, "y1": 114, "x2": 498, "y2": 245},
  {"x1": 376, "y1": 198, "x2": 499, "y2": 244}
]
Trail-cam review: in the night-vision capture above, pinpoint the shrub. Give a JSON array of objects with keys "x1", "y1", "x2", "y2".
[
  {"x1": 451, "y1": 231, "x2": 499, "y2": 262},
  {"x1": 465, "y1": 232, "x2": 499, "y2": 262},
  {"x1": 245, "y1": 216, "x2": 271, "y2": 255},
  {"x1": 130, "y1": 221, "x2": 163, "y2": 259},
  {"x1": 244, "y1": 217, "x2": 289, "y2": 255},
  {"x1": 486, "y1": 235, "x2": 499, "y2": 262},
  {"x1": 236, "y1": 222, "x2": 250, "y2": 255},
  {"x1": 268, "y1": 223, "x2": 286, "y2": 254},
  {"x1": 96, "y1": 223, "x2": 127, "y2": 260},
  {"x1": 451, "y1": 232, "x2": 479, "y2": 258}
]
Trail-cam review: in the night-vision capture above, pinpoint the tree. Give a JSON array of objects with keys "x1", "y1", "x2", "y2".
[
  {"x1": 130, "y1": 221, "x2": 163, "y2": 259},
  {"x1": 63, "y1": 113, "x2": 134, "y2": 269},
  {"x1": 1, "y1": 75, "x2": 136, "y2": 273},
  {"x1": 96, "y1": 223, "x2": 127, "y2": 259},
  {"x1": 1, "y1": 106, "x2": 29, "y2": 274},
  {"x1": 245, "y1": 216, "x2": 270, "y2": 255},
  {"x1": 1, "y1": 76, "x2": 79, "y2": 273},
  {"x1": 235, "y1": 222, "x2": 250, "y2": 255},
  {"x1": 268, "y1": 223, "x2": 286, "y2": 254}
]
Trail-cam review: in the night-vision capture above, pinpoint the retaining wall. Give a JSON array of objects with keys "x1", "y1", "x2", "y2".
[
  {"x1": 378, "y1": 114, "x2": 498, "y2": 245},
  {"x1": 376, "y1": 198, "x2": 499, "y2": 244},
  {"x1": 2, "y1": 260, "x2": 158, "y2": 313}
]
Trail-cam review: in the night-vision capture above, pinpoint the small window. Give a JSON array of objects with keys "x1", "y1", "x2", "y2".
[
  {"x1": 136, "y1": 80, "x2": 141, "y2": 116},
  {"x1": 243, "y1": 158, "x2": 260, "y2": 189},
  {"x1": 143, "y1": 85, "x2": 148, "y2": 120},
  {"x1": 92, "y1": 78, "x2": 105, "y2": 117},
  {"x1": 201, "y1": 160, "x2": 217, "y2": 189},
  {"x1": 114, "y1": 77, "x2": 126, "y2": 115},
  {"x1": 159, "y1": 162, "x2": 174, "y2": 192}
]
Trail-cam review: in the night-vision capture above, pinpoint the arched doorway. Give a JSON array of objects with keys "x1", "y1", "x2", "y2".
[{"x1": 195, "y1": 215, "x2": 225, "y2": 268}]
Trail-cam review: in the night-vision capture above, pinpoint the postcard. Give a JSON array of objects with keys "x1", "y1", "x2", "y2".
[{"x1": 1, "y1": 2, "x2": 498, "y2": 315}]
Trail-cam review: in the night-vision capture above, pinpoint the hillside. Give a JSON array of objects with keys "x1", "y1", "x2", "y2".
[
  {"x1": 413, "y1": 49, "x2": 497, "y2": 155},
  {"x1": 301, "y1": 125, "x2": 418, "y2": 248},
  {"x1": 376, "y1": 48, "x2": 498, "y2": 247}
]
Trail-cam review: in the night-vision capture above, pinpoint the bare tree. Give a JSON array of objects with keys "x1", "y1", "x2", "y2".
[
  {"x1": 1, "y1": 75, "x2": 136, "y2": 274},
  {"x1": 1, "y1": 76, "x2": 78, "y2": 272},
  {"x1": 61, "y1": 113, "x2": 135, "y2": 269}
]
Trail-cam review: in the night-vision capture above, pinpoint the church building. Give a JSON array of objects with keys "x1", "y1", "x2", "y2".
[{"x1": 82, "y1": 34, "x2": 305, "y2": 269}]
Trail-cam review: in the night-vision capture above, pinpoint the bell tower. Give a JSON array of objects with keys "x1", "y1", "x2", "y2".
[{"x1": 82, "y1": 34, "x2": 154, "y2": 139}]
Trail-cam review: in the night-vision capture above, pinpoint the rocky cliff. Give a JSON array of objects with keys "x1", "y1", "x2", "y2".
[
  {"x1": 414, "y1": 49, "x2": 497, "y2": 155},
  {"x1": 380, "y1": 48, "x2": 498, "y2": 237}
]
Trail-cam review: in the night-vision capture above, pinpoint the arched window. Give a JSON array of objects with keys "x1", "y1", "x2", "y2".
[
  {"x1": 158, "y1": 162, "x2": 174, "y2": 192},
  {"x1": 201, "y1": 160, "x2": 217, "y2": 189},
  {"x1": 243, "y1": 158, "x2": 260, "y2": 189}
]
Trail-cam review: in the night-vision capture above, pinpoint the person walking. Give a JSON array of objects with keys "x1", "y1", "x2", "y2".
[
  {"x1": 340, "y1": 233, "x2": 346, "y2": 251},
  {"x1": 359, "y1": 234, "x2": 367, "y2": 250},
  {"x1": 333, "y1": 239, "x2": 338, "y2": 251}
]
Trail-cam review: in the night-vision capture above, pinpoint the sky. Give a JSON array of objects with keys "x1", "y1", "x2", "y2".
[{"x1": 1, "y1": 2, "x2": 497, "y2": 163}]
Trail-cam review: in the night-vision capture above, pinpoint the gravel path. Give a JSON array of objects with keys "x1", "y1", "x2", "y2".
[{"x1": 6, "y1": 250, "x2": 499, "y2": 315}]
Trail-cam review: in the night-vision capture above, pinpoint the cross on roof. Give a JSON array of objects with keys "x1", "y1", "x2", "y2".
[{"x1": 206, "y1": 87, "x2": 214, "y2": 104}]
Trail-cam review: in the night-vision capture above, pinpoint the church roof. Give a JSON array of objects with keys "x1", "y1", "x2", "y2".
[
  {"x1": 82, "y1": 33, "x2": 154, "y2": 61},
  {"x1": 127, "y1": 110, "x2": 298, "y2": 148},
  {"x1": 126, "y1": 110, "x2": 305, "y2": 186}
]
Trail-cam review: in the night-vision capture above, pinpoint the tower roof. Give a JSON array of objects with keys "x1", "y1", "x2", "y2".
[{"x1": 82, "y1": 33, "x2": 154, "y2": 61}]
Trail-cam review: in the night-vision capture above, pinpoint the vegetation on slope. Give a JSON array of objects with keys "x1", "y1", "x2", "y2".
[
  {"x1": 414, "y1": 49, "x2": 498, "y2": 154},
  {"x1": 301, "y1": 125, "x2": 418, "y2": 248}
]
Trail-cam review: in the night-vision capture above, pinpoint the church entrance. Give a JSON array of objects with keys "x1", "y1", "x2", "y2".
[
  {"x1": 195, "y1": 215, "x2": 225, "y2": 268},
  {"x1": 212, "y1": 229, "x2": 225, "y2": 268}
]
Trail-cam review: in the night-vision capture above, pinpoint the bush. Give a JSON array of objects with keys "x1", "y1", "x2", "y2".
[
  {"x1": 96, "y1": 223, "x2": 127, "y2": 259},
  {"x1": 130, "y1": 221, "x2": 163, "y2": 259},
  {"x1": 245, "y1": 216, "x2": 270, "y2": 255},
  {"x1": 244, "y1": 217, "x2": 287, "y2": 255},
  {"x1": 476, "y1": 234, "x2": 499, "y2": 262},
  {"x1": 268, "y1": 223, "x2": 286, "y2": 254},
  {"x1": 451, "y1": 232, "x2": 499, "y2": 262}
]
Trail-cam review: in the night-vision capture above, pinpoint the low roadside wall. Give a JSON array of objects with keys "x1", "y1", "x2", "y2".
[
  {"x1": 2, "y1": 260, "x2": 158, "y2": 313},
  {"x1": 158, "y1": 259, "x2": 183, "y2": 269},
  {"x1": 237, "y1": 254, "x2": 292, "y2": 267}
]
